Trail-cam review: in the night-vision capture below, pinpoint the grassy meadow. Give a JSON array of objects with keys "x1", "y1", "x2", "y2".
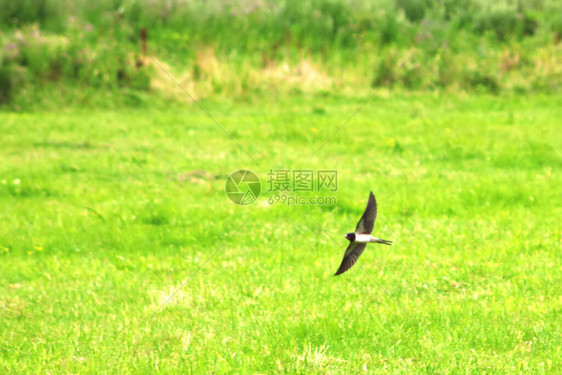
[
  {"x1": 1, "y1": 0, "x2": 562, "y2": 373},
  {"x1": 1, "y1": 91, "x2": 561, "y2": 373}
]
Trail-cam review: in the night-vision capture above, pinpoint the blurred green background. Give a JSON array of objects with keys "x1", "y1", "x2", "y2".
[{"x1": 1, "y1": 0, "x2": 561, "y2": 108}]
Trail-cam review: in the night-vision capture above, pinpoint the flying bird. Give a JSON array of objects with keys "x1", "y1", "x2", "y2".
[{"x1": 334, "y1": 191, "x2": 392, "y2": 276}]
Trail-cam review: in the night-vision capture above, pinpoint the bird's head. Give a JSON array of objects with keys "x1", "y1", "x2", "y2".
[{"x1": 345, "y1": 233, "x2": 355, "y2": 242}]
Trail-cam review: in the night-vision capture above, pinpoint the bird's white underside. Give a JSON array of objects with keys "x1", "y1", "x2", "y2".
[{"x1": 355, "y1": 234, "x2": 378, "y2": 243}]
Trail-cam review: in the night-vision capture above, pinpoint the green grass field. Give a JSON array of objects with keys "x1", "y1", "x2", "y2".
[{"x1": 1, "y1": 91, "x2": 561, "y2": 373}]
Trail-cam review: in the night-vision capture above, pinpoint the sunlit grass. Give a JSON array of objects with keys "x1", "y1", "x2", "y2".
[{"x1": 0, "y1": 91, "x2": 561, "y2": 373}]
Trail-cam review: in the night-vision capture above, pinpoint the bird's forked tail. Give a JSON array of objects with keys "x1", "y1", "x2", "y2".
[{"x1": 373, "y1": 237, "x2": 393, "y2": 245}]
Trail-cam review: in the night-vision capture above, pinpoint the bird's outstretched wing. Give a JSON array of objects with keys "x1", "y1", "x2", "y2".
[
  {"x1": 334, "y1": 242, "x2": 367, "y2": 276},
  {"x1": 354, "y1": 191, "x2": 377, "y2": 234}
]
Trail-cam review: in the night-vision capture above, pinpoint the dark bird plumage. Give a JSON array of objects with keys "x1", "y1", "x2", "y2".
[{"x1": 335, "y1": 191, "x2": 392, "y2": 276}]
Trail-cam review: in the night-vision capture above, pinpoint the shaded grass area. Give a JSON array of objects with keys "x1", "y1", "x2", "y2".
[{"x1": 1, "y1": 91, "x2": 561, "y2": 372}]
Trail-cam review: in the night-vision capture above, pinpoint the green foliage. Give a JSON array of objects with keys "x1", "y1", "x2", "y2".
[
  {"x1": 473, "y1": 10, "x2": 538, "y2": 41},
  {"x1": 0, "y1": 0, "x2": 561, "y2": 106},
  {"x1": 0, "y1": 0, "x2": 58, "y2": 29},
  {"x1": 395, "y1": 0, "x2": 431, "y2": 23},
  {"x1": 0, "y1": 65, "x2": 25, "y2": 103},
  {"x1": 0, "y1": 23, "x2": 151, "y2": 105},
  {"x1": 372, "y1": 49, "x2": 400, "y2": 87},
  {"x1": 377, "y1": 10, "x2": 413, "y2": 45},
  {"x1": 465, "y1": 69, "x2": 501, "y2": 94}
]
